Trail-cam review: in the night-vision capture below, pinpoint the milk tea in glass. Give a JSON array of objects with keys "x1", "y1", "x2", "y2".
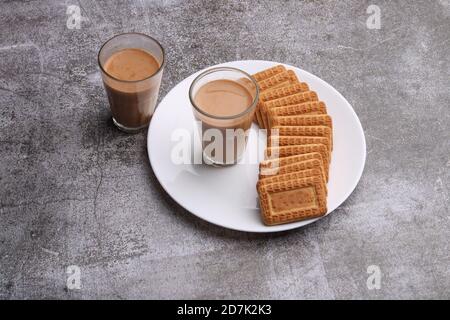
[
  {"x1": 189, "y1": 67, "x2": 259, "y2": 166},
  {"x1": 98, "y1": 33, "x2": 165, "y2": 133}
]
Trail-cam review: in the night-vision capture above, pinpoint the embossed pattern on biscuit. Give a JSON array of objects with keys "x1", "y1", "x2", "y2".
[
  {"x1": 252, "y1": 65, "x2": 286, "y2": 128},
  {"x1": 257, "y1": 175, "x2": 327, "y2": 225},
  {"x1": 260, "y1": 82, "x2": 310, "y2": 102},
  {"x1": 265, "y1": 144, "x2": 329, "y2": 180},
  {"x1": 259, "y1": 83, "x2": 310, "y2": 128},
  {"x1": 254, "y1": 65, "x2": 334, "y2": 226},
  {"x1": 253, "y1": 65, "x2": 286, "y2": 82},
  {"x1": 261, "y1": 91, "x2": 319, "y2": 128},
  {"x1": 267, "y1": 135, "x2": 331, "y2": 154},
  {"x1": 270, "y1": 125, "x2": 333, "y2": 150},
  {"x1": 260, "y1": 152, "x2": 324, "y2": 170},
  {"x1": 269, "y1": 114, "x2": 332, "y2": 130},
  {"x1": 258, "y1": 168, "x2": 323, "y2": 186},
  {"x1": 269, "y1": 101, "x2": 327, "y2": 117},
  {"x1": 258, "y1": 70, "x2": 300, "y2": 92},
  {"x1": 258, "y1": 164, "x2": 327, "y2": 195},
  {"x1": 264, "y1": 91, "x2": 319, "y2": 109},
  {"x1": 259, "y1": 152, "x2": 325, "y2": 179}
]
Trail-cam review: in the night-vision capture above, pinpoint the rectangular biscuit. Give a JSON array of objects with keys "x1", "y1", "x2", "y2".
[
  {"x1": 259, "y1": 82, "x2": 310, "y2": 128},
  {"x1": 254, "y1": 103, "x2": 265, "y2": 127},
  {"x1": 258, "y1": 70, "x2": 299, "y2": 91},
  {"x1": 258, "y1": 82, "x2": 309, "y2": 128},
  {"x1": 255, "y1": 70, "x2": 299, "y2": 128},
  {"x1": 269, "y1": 101, "x2": 327, "y2": 117},
  {"x1": 252, "y1": 65, "x2": 286, "y2": 127},
  {"x1": 265, "y1": 144, "x2": 329, "y2": 161},
  {"x1": 258, "y1": 168, "x2": 324, "y2": 190},
  {"x1": 259, "y1": 82, "x2": 309, "y2": 128},
  {"x1": 260, "y1": 82, "x2": 310, "y2": 102},
  {"x1": 260, "y1": 152, "x2": 324, "y2": 171},
  {"x1": 261, "y1": 91, "x2": 318, "y2": 128},
  {"x1": 265, "y1": 144, "x2": 329, "y2": 179},
  {"x1": 270, "y1": 125, "x2": 333, "y2": 150},
  {"x1": 257, "y1": 175, "x2": 327, "y2": 225},
  {"x1": 264, "y1": 90, "x2": 319, "y2": 109},
  {"x1": 267, "y1": 135, "x2": 331, "y2": 154},
  {"x1": 253, "y1": 65, "x2": 286, "y2": 82},
  {"x1": 258, "y1": 158, "x2": 327, "y2": 190},
  {"x1": 269, "y1": 114, "x2": 333, "y2": 130}
]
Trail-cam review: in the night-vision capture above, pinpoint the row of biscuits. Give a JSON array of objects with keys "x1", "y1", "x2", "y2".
[{"x1": 252, "y1": 65, "x2": 333, "y2": 226}]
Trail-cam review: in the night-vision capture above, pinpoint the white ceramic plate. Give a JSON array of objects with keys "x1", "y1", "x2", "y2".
[{"x1": 148, "y1": 60, "x2": 366, "y2": 232}]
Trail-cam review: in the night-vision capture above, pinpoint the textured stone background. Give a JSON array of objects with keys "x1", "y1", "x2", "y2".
[{"x1": 0, "y1": 0, "x2": 449, "y2": 299}]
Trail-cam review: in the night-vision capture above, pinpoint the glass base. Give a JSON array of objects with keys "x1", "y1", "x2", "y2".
[
  {"x1": 113, "y1": 118, "x2": 149, "y2": 133},
  {"x1": 202, "y1": 152, "x2": 243, "y2": 167}
]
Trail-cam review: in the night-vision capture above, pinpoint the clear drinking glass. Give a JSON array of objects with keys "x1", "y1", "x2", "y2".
[
  {"x1": 98, "y1": 33, "x2": 165, "y2": 133},
  {"x1": 189, "y1": 67, "x2": 259, "y2": 166}
]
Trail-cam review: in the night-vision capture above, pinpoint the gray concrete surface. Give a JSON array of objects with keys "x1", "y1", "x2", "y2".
[{"x1": 0, "y1": 0, "x2": 449, "y2": 299}]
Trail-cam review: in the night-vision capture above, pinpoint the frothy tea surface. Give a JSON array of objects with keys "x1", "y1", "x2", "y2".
[
  {"x1": 194, "y1": 79, "x2": 253, "y2": 117},
  {"x1": 104, "y1": 48, "x2": 159, "y2": 81}
]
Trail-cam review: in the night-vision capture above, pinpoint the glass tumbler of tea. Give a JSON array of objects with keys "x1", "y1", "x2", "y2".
[
  {"x1": 98, "y1": 32, "x2": 165, "y2": 132},
  {"x1": 189, "y1": 67, "x2": 259, "y2": 166}
]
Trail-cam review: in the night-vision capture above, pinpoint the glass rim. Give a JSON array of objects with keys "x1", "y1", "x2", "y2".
[
  {"x1": 97, "y1": 32, "x2": 165, "y2": 83},
  {"x1": 188, "y1": 66, "x2": 260, "y2": 120}
]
